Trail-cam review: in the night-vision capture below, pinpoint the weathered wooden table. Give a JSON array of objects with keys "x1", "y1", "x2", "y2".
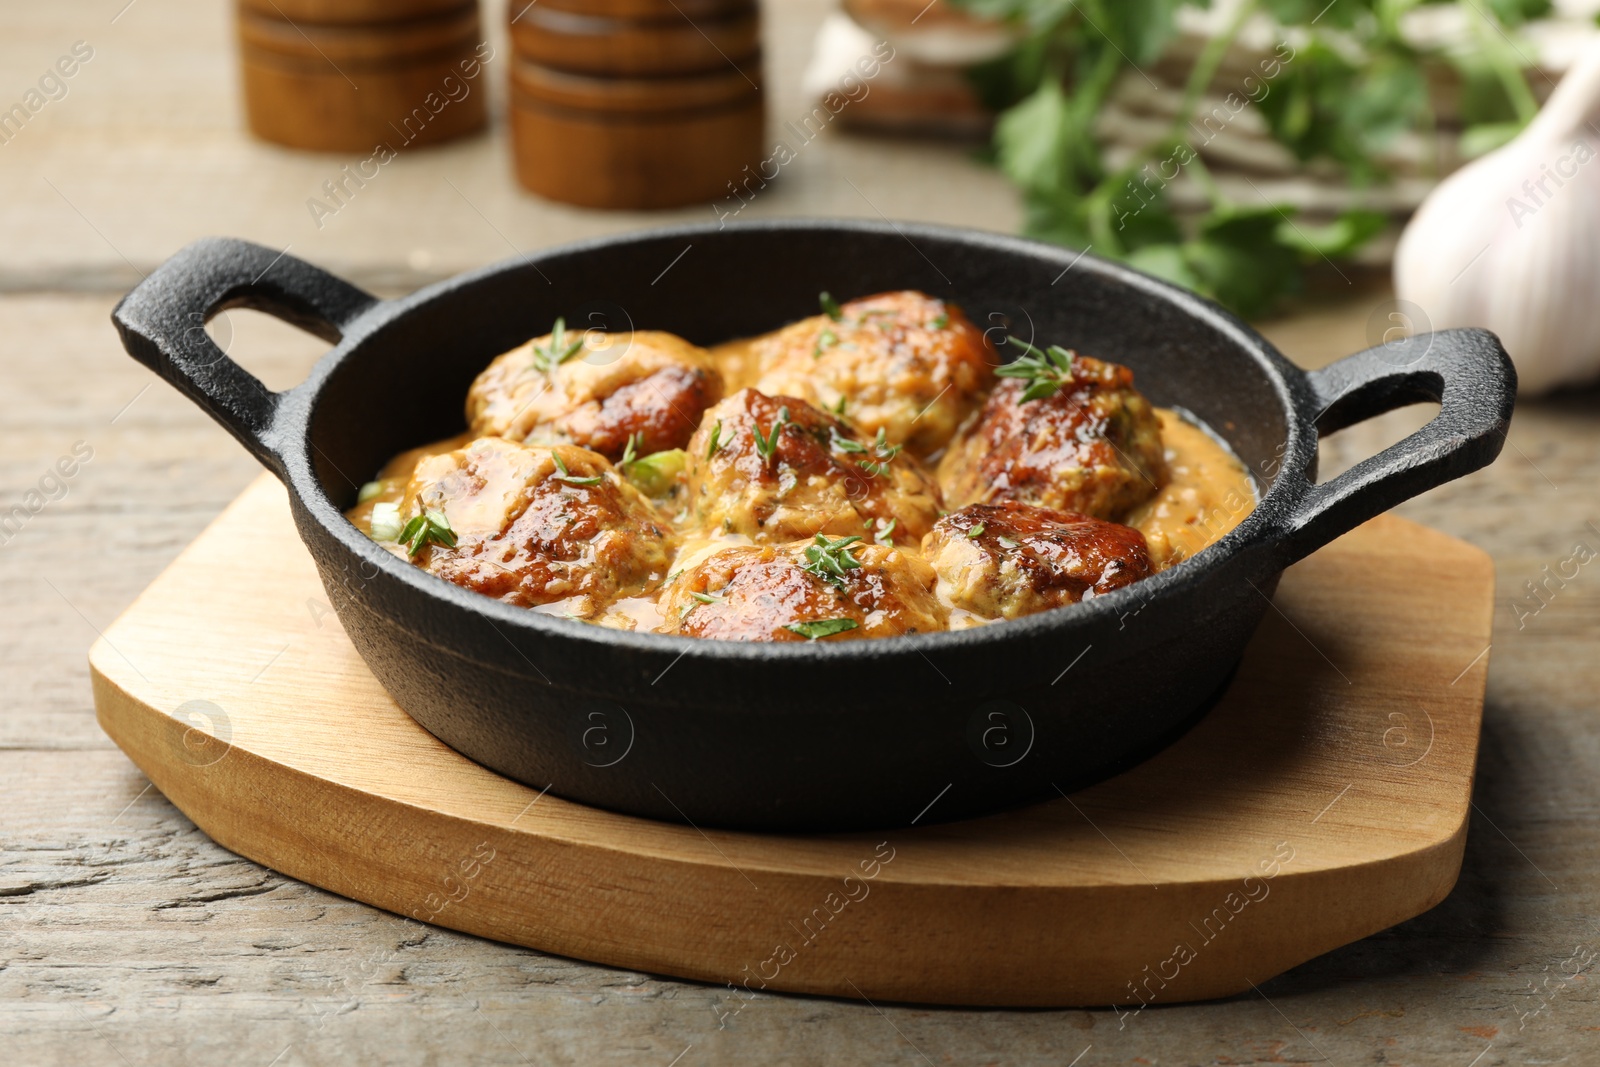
[{"x1": 4, "y1": 1, "x2": 1596, "y2": 1064}]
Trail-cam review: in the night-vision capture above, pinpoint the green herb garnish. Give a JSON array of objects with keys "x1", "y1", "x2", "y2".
[
  {"x1": 875, "y1": 518, "x2": 897, "y2": 544},
  {"x1": 551, "y1": 451, "x2": 604, "y2": 487},
  {"x1": 967, "y1": 522, "x2": 986, "y2": 539},
  {"x1": 706, "y1": 419, "x2": 723, "y2": 460},
  {"x1": 617, "y1": 432, "x2": 643, "y2": 469},
  {"x1": 801, "y1": 533, "x2": 863, "y2": 588},
  {"x1": 753, "y1": 406, "x2": 790, "y2": 465},
  {"x1": 622, "y1": 448, "x2": 685, "y2": 497},
  {"x1": 399, "y1": 509, "x2": 456, "y2": 557},
  {"x1": 785, "y1": 618, "x2": 859, "y2": 641},
  {"x1": 819, "y1": 291, "x2": 844, "y2": 321},
  {"x1": 858, "y1": 428, "x2": 903, "y2": 478},
  {"x1": 997, "y1": 535, "x2": 1020, "y2": 550},
  {"x1": 996, "y1": 337, "x2": 1076, "y2": 403},
  {"x1": 830, "y1": 396, "x2": 848, "y2": 419},
  {"x1": 830, "y1": 429, "x2": 867, "y2": 454},
  {"x1": 690, "y1": 591, "x2": 725, "y2": 604},
  {"x1": 929, "y1": 311, "x2": 949, "y2": 330},
  {"x1": 814, "y1": 326, "x2": 838, "y2": 358},
  {"x1": 531, "y1": 317, "x2": 586, "y2": 374}
]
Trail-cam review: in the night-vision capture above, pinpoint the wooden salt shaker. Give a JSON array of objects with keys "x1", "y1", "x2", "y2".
[
  {"x1": 507, "y1": 0, "x2": 765, "y2": 209},
  {"x1": 237, "y1": 0, "x2": 489, "y2": 153}
]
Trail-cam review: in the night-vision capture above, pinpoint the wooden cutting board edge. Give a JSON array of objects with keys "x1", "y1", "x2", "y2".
[{"x1": 88, "y1": 476, "x2": 1493, "y2": 1008}]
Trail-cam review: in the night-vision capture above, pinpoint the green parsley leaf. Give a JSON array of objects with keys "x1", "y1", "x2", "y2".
[
  {"x1": 967, "y1": 522, "x2": 986, "y2": 539},
  {"x1": 784, "y1": 618, "x2": 860, "y2": 641},
  {"x1": 819, "y1": 291, "x2": 844, "y2": 321},
  {"x1": 690, "y1": 591, "x2": 725, "y2": 604},
  {"x1": 929, "y1": 311, "x2": 950, "y2": 330},
  {"x1": 814, "y1": 326, "x2": 838, "y2": 358}
]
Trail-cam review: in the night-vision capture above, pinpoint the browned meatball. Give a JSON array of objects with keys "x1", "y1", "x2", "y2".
[
  {"x1": 683, "y1": 388, "x2": 941, "y2": 546},
  {"x1": 395, "y1": 437, "x2": 673, "y2": 615},
  {"x1": 660, "y1": 536, "x2": 946, "y2": 641},
  {"x1": 923, "y1": 502, "x2": 1153, "y2": 620},
  {"x1": 752, "y1": 291, "x2": 997, "y2": 456},
  {"x1": 466, "y1": 327, "x2": 722, "y2": 460},
  {"x1": 938, "y1": 351, "x2": 1166, "y2": 520}
]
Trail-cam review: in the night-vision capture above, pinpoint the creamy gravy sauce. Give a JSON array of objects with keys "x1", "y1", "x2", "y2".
[
  {"x1": 347, "y1": 325, "x2": 1257, "y2": 636},
  {"x1": 1128, "y1": 411, "x2": 1258, "y2": 570}
]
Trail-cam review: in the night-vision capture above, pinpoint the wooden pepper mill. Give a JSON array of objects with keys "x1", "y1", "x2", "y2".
[
  {"x1": 238, "y1": 0, "x2": 489, "y2": 153},
  {"x1": 508, "y1": 0, "x2": 765, "y2": 209}
]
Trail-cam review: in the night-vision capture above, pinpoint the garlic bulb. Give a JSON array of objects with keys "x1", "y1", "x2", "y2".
[{"x1": 1394, "y1": 43, "x2": 1600, "y2": 395}]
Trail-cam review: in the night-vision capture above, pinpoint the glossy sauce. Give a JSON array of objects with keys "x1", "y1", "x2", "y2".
[{"x1": 347, "y1": 326, "x2": 1258, "y2": 636}]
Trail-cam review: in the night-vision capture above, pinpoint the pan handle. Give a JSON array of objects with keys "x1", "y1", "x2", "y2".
[
  {"x1": 111, "y1": 238, "x2": 378, "y2": 477},
  {"x1": 1277, "y1": 327, "x2": 1516, "y2": 564}
]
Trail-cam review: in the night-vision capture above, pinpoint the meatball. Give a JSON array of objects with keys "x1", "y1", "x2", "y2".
[
  {"x1": 466, "y1": 326, "x2": 723, "y2": 461},
  {"x1": 683, "y1": 388, "x2": 941, "y2": 546},
  {"x1": 751, "y1": 291, "x2": 997, "y2": 455},
  {"x1": 923, "y1": 502, "x2": 1153, "y2": 620},
  {"x1": 938, "y1": 350, "x2": 1166, "y2": 520},
  {"x1": 396, "y1": 437, "x2": 674, "y2": 615},
  {"x1": 661, "y1": 536, "x2": 946, "y2": 641}
]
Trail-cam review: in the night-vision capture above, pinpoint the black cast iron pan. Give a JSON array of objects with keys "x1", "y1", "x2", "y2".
[{"x1": 112, "y1": 221, "x2": 1514, "y2": 831}]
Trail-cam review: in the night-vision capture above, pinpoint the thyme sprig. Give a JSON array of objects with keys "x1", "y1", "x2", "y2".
[
  {"x1": 801, "y1": 533, "x2": 863, "y2": 589},
  {"x1": 996, "y1": 336, "x2": 1077, "y2": 402},
  {"x1": 551, "y1": 450, "x2": 604, "y2": 487},
  {"x1": 785, "y1": 618, "x2": 860, "y2": 641},
  {"x1": 753, "y1": 406, "x2": 790, "y2": 465},
  {"x1": 399, "y1": 509, "x2": 456, "y2": 557},
  {"x1": 530, "y1": 317, "x2": 586, "y2": 375},
  {"x1": 858, "y1": 428, "x2": 903, "y2": 478}
]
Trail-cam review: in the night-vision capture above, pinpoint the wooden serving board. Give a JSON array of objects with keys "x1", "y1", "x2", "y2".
[{"x1": 91, "y1": 475, "x2": 1493, "y2": 1008}]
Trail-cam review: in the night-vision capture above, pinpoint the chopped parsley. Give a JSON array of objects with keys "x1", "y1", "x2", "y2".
[
  {"x1": 753, "y1": 406, "x2": 790, "y2": 465},
  {"x1": 801, "y1": 533, "x2": 863, "y2": 588},
  {"x1": 874, "y1": 518, "x2": 898, "y2": 544},
  {"x1": 706, "y1": 419, "x2": 723, "y2": 460},
  {"x1": 997, "y1": 336, "x2": 1077, "y2": 402},
  {"x1": 690, "y1": 591, "x2": 725, "y2": 604},
  {"x1": 399, "y1": 509, "x2": 456, "y2": 557},
  {"x1": 814, "y1": 326, "x2": 838, "y2": 358},
  {"x1": 530, "y1": 317, "x2": 586, "y2": 375},
  {"x1": 551, "y1": 451, "x2": 604, "y2": 487},
  {"x1": 928, "y1": 311, "x2": 949, "y2": 330},
  {"x1": 785, "y1": 618, "x2": 859, "y2": 641},
  {"x1": 967, "y1": 522, "x2": 987, "y2": 539},
  {"x1": 819, "y1": 291, "x2": 844, "y2": 321}
]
